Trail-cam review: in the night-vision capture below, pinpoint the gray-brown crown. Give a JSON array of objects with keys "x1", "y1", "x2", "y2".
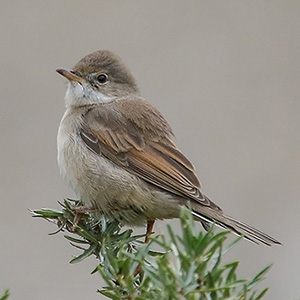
[{"x1": 73, "y1": 50, "x2": 139, "y2": 94}]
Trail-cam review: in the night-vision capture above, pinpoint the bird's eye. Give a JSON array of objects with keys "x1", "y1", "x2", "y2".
[{"x1": 96, "y1": 73, "x2": 108, "y2": 84}]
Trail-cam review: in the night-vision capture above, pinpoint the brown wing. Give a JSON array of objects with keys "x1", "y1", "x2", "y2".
[{"x1": 81, "y1": 101, "x2": 213, "y2": 207}]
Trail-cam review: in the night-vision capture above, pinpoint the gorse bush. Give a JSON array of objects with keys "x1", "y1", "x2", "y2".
[{"x1": 33, "y1": 199, "x2": 270, "y2": 300}]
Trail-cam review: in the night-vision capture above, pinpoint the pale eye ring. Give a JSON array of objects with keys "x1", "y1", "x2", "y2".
[{"x1": 96, "y1": 73, "x2": 108, "y2": 84}]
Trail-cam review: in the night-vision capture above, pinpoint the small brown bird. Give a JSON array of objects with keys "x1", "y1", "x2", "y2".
[{"x1": 57, "y1": 50, "x2": 280, "y2": 246}]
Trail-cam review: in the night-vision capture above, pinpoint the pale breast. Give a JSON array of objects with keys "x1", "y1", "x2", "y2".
[{"x1": 57, "y1": 108, "x2": 160, "y2": 223}]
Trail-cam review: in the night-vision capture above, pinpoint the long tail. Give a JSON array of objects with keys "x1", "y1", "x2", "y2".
[{"x1": 191, "y1": 204, "x2": 281, "y2": 246}]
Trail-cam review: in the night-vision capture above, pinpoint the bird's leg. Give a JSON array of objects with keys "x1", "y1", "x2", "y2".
[
  {"x1": 145, "y1": 220, "x2": 155, "y2": 243},
  {"x1": 134, "y1": 220, "x2": 156, "y2": 276}
]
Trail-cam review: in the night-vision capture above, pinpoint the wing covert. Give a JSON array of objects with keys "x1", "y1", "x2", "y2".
[{"x1": 81, "y1": 104, "x2": 212, "y2": 207}]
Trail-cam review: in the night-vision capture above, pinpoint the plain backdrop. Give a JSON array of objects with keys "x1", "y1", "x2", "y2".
[{"x1": 1, "y1": 1, "x2": 299, "y2": 299}]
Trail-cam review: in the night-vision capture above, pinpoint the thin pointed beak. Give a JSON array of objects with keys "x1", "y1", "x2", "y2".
[{"x1": 56, "y1": 68, "x2": 85, "y2": 83}]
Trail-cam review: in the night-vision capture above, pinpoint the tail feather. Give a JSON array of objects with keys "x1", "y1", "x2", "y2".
[{"x1": 191, "y1": 210, "x2": 281, "y2": 246}]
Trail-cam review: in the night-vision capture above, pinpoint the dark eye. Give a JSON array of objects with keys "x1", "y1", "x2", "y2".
[{"x1": 96, "y1": 73, "x2": 108, "y2": 84}]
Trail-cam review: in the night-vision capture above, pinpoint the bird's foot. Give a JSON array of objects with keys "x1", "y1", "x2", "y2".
[{"x1": 70, "y1": 205, "x2": 97, "y2": 232}]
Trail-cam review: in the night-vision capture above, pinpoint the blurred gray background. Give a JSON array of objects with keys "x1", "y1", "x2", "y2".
[{"x1": 1, "y1": 1, "x2": 299, "y2": 299}]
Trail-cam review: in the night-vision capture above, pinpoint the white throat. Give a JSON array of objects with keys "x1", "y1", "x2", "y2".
[{"x1": 65, "y1": 82, "x2": 116, "y2": 107}]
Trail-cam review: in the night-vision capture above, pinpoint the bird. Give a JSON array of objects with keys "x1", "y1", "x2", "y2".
[{"x1": 56, "y1": 49, "x2": 280, "y2": 246}]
